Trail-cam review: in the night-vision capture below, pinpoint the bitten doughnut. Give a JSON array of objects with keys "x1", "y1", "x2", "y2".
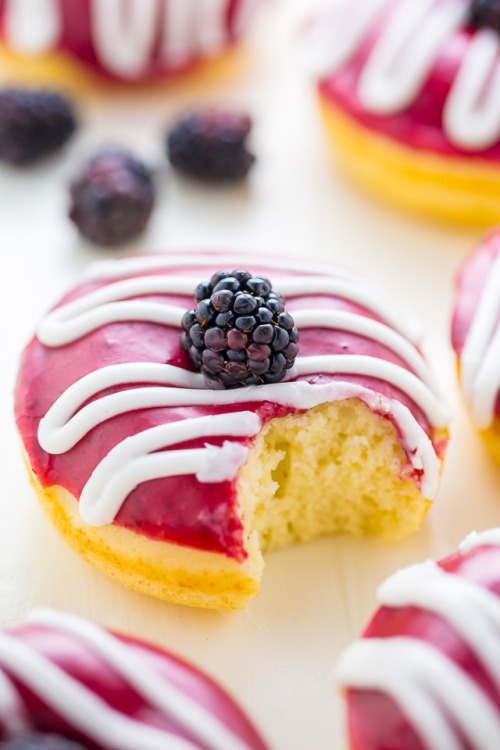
[
  {"x1": 0, "y1": 608, "x2": 269, "y2": 750},
  {"x1": 452, "y1": 227, "x2": 500, "y2": 463},
  {"x1": 14, "y1": 252, "x2": 450, "y2": 609},
  {"x1": 337, "y1": 527, "x2": 500, "y2": 750},
  {"x1": 311, "y1": 0, "x2": 500, "y2": 225},
  {"x1": 0, "y1": 0, "x2": 259, "y2": 84}
]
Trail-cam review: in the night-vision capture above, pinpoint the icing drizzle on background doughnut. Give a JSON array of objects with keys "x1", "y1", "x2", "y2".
[
  {"x1": 0, "y1": 608, "x2": 266, "y2": 750},
  {"x1": 3, "y1": 0, "x2": 256, "y2": 78},
  {"x1": 34, "y1": 253, "x2": 448, "y2": 530},
  {"x1": 337, "y1": 530, "x2": 500, "y2": 750},
  {"x1": 312, "y1": 0, "x2": 500, "y2": 151}
]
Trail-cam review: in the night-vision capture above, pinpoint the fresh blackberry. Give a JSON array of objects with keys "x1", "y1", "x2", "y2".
[
  {"x1": 0, "y1": 87, "x2": 76, "y2": 165},
  {"x1": 469, "y1": 0, "x2": 500, "y2": 30},
  {"x1": 0, "y1": 733, "x2": 88, "y2": 750},
  {"x1": 180, "y1": 271, "x2": 299, "y2": 388},
  {"x1": 69, "y1": 149, "x2": 155, "y2": 246},
  {"x1": 166, "y1": 109, "x2": 255, "y2": 181}
]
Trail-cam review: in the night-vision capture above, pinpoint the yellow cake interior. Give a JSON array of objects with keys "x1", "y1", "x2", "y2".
[{"x1": 27, "y1": 398, "x2": 444, "y2": 610}]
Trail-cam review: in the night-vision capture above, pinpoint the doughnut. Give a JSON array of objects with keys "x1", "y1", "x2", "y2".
[
  {"x1": 14, "y1": 252, "x2": 450, "y2": 609},
  {"x1": 0, "y1": 0, "x2": 259, "y2": 85},
  {"x1": 452, "y1": 226, "x2": 500, "y2": 463},
  {"x1": 0, "y1": 607, "x2": 269, "y2": 750},
  {"x1": 312, "y1": 0, "x2": 500, "y2": 225},
  {"x1": 337, "y1": 527, "x2": 500, "y2": 750}
]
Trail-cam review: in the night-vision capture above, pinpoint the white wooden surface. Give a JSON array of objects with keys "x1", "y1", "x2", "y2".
[{"x1": 1, "y1": 2, "x2": 500, "y2": 748}]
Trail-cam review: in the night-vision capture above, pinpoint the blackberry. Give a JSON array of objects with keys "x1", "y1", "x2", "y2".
[
  {"x1": 180, "y1": 270, "x2": 299, "y2": 388},
  {"x1": 0, "y1": 87, "x2": 76, "y2": 165},
  {"x1": 166, "y1": 109, "x2": 255, "y2": 181},
  {"x1": 0, "y1": 733, "x2": 88, "y2": 750},
  {"x1": 469, "y1": 0, "x2": 500, "y2": 30},
  {"x1": 69, "y1": 149, "x2": 155, "y2": 246}
]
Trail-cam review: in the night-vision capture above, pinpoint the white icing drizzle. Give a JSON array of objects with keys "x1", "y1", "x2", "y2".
[
  {"x1": 318, "y1": 0, "x2": 500, "y2": 151},
  {"x1": 459, "y1": 250, "x2": 500, "y2": 429},
  {"x1": 3, "y1": 0, "x2": 248, "y2": 80},
  {"x1": 337, "y1": 637, "x2": 500, "y2": 750},
  {"x1": 78, "y1": 413, "x2": 260, "y2": 526},
  {"x1": 460, "y1": 528, "x2": 500, "y2": 553},
  {"x1": 90, "y1": 0, "x2": 160, "y2": 79},
  {"x1": 37, "y1": 275, "x2": 421, "y2": 347},
  {"x1": 337, "y1": 534, "x2": 500, "y2": 750},
  {"x1": 4, "y1": 0, "x2": 61, "y2": 54},
  {"x1": 34, "y1": 255, "x2": 447, "y2": 527},
  {"x1": 0, "y1": 608, "x2": 254, "y2": 750}
]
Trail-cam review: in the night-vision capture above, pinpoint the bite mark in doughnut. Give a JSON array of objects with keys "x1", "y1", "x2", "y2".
[{"x1": 14, "y1": 252, "x2": 450, "y2": 609}]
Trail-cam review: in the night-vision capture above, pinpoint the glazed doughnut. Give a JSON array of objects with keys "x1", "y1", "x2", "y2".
[
  {"x1": 14, "y1": 252, "x2": 450, "y2": 609},
  {"x1": 0, "y1": 0, "x2": 259, "y2": 85},
  {"x1": 452, "y1": 226, "x2": 500, "y2": 463},
  {"x1": 0, "y1": 607, "x2": 269, "y2": 750},
  {"x1": 311, "y1": 0, "x2": 500, "y2": 225},
  {"x1": 337, "y1": 527, "x2": 500, "y2": 750}
]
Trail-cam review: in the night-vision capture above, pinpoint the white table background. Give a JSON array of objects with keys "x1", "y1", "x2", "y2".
[{"x1": 1, "y1": 2, "x2": 500, "y2": 748}]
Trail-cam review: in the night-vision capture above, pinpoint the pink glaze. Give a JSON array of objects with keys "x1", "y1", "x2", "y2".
[
  {"x1": 345, "y1": 543, "x2": 500, "y2": 750},
  {"x1": 0, "y1": 616, "x2": 269, "y2": 750},
  {"x1": 319, "y1": 3, "x2": 500, "y2": 160},
  {"x1": 14, "y1": 255, "x2": 444, "y2": 561},
  {"x1": 0, "y1": 0, "x2": 248, "y2": 82},
  {"x1": 451, "y1": 228, "x2": 500, "y2": 421}
]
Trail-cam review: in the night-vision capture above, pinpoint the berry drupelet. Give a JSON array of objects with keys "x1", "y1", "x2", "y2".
[
  {"x1": 180, "y1": 270, "x2": 299, "y2": 388},
  {"x1": 0, "y1": 87, "x2": 76, "y2": 165},
  {"x1": 0, "y1": 734, "x2": 88, "y2": 750},
  {"x1": 69, "y1": 149, "x2": 155, "y2": 246},
  {"x1": 166, "y1": 109, "x2": 255, "y2": 181},
  {"x1": 469, "y1": 0, "x2": 500, "y2": 30}
]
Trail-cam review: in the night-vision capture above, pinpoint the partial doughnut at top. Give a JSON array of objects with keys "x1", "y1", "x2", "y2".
[
  {"x1": 311, "y1": 0, "x2": 500, "y2": 224},
  {"x1": 14, "y1": 252, "x2": 450, "y2": 609},
  {"x1": 0, "y1": 0, "x2": 260, "y2": 82}
]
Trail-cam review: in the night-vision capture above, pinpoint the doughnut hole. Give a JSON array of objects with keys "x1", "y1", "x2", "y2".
[{"x1": 238, "y1": 399, "x2": 441, "y2": 557}]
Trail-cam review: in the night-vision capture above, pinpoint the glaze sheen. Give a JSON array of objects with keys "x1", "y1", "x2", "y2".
[{"x1": 14, "y1": 253, "x2": 448, "y2": 561}]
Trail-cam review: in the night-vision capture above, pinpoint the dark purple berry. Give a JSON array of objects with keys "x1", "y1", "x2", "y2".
[
  {"x1": 469, "y1": 0, "x2": 500, "y2": 31},
  {"x1": 196, "y1": 299, "x2": 215, "y2": 326},
  {"x1": 210, "y1": 289, "x2": 234, "y2": 312},
  {"x1": 270, "y1": 353, "x2": 286, "y2": 373},
  {"x1": 235, "y1": 316, "x2": 256, "y2": 332},
  {"x1": 69, "y1": 149, "x2": 154, "y2": 246},
  {"x1": 189, "y1": 323, "x2": 205, "y2": 348},
  {"x1": 227, "y1": 329, "x2": 248, "y2": 350},
  {"x1": 166, "y1": 109, "x2": 255, "y2": 181},
  {"x1": 231, "y1": 269, "x2": 252, "y2": 284},
  {"x1": 215, "y1": 311, "x2": 235, "y2": 327},
  {"x1": 204, "y1": 327, "x2": 227, "y2": 351},
  {"x1": 194, "y1": 281, "x2": 212, "y2": 302},
  {"x1": 180, "y1": 269, "x2": 298, "y2": 387},
  {"x1": 255, "y1": 307, "x2": 274, "y2": 325},
  {"x1": 0, "y1": 733, "x2": 89, "y2": 750},
  {"x1": 233, "y1": 293, "x2": 258, "y2": 315},
  {"x1": 249, "y1": 358, "x2": 270, "y2": 375},
  {"x1": 273, "y1": 327, "x2": 290, "y2": 351},
  {"x1": 0, "y1": 87, "x2": 76, "y2": 165},
  {"x1": 247, "y1": 343, "x2": 271, "y2": 361},
  {"x1": 253, "y1": 324, "x2": 274, "y2": 344}
]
